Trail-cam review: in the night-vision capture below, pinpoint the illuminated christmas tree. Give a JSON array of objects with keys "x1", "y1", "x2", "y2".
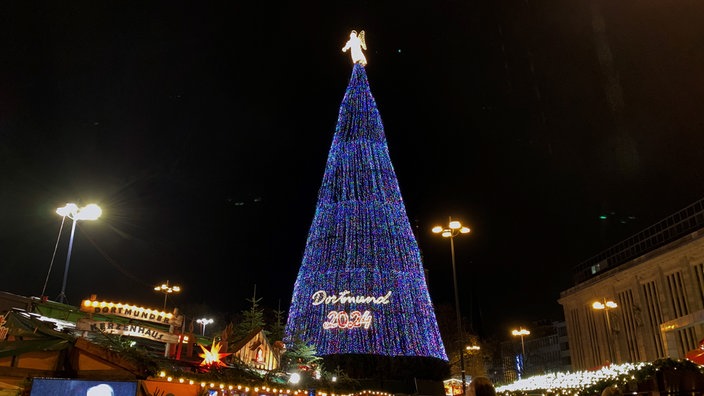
[{"x1": 285, "y1": 56, "x2": 448, "y2": 365}]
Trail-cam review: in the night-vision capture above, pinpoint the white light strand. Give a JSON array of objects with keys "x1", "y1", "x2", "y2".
[{"x1": 496, "y1": 362, "x2": 648, "y2": 393}]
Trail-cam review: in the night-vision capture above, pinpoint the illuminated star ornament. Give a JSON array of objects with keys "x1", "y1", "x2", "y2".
[
  {"x1": 198, "y1": 339, "x2": 232, "y2": 368},
  {"x1": 342, "y1": 30, "x2": 367, "y2": 65}
]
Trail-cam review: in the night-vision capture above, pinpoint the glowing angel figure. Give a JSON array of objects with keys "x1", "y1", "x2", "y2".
[{"x1": 342, "y1": 30, "x2": 367, "y2": 66}]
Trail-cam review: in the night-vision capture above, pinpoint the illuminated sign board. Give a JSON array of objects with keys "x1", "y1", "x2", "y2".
[
  {"x1": 76, "y1": 318, "x2": 185, "y2": 344},
  {"x1": 312, "y1": 290, "x2": 391, "y2": 330},
  {"x1": 80, "y1": 300, "x2": 182, "y2": 327},
  {"x1": 311, "y1": 290, "x2": 392, "y2": 306}
]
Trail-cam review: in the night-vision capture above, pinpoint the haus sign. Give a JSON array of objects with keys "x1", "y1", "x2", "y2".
[{"x1": 76, "y1": 318, "x2": 183, "y2": 343}]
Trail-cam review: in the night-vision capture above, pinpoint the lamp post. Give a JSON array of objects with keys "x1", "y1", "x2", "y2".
[
  {"x1": 197, "y1": 318, "x2": 214, "y2": 336},
  {"x1": 55, "y1": 203, "x2": 102, "y2": 304},
  {"x1": 432, "y1": 217, "x2": 471, "y2": 395},
  {"x1": 592, "y1": 298, "x2": 618, "y2": 363},
  {"x1": 154, "y1": 280, "x2": 181, "y2": 311},
  {"x1": 41, "y1": 212, "x2": 69, "y2": 298},
  {"x1": 465, "y1": 345, "x2": 481, "y2": 378},
  {"x1": 511, "y1": 328, "x2": 530, "y2": 377}
]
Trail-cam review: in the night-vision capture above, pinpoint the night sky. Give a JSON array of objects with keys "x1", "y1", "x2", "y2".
[{"x1": 2, "y1": 1, "x2": 704, "y2": 340}]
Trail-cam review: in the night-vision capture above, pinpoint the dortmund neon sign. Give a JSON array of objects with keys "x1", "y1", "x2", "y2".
[{"x1": 311, "y1": 290, "x2": 391, "y2": 330}]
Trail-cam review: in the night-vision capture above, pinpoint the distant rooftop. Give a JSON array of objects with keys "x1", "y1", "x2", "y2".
[{"x1": 572, "y1": 197, "x2": 704, "y2": 284}]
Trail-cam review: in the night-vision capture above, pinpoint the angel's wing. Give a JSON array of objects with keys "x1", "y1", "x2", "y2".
[{"x1": 359, "y1": 30, "x2": 367, "y2": 50}]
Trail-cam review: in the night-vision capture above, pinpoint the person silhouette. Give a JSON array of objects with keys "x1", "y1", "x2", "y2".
[
  {"x1": 467, "y1": 376, "x2": 495, "y2": 396},
  {"x1": 601, "y1": 385, "x2": 622, "y2": 396}
]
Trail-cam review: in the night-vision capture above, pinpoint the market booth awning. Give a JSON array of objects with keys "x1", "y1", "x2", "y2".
[
  {"x1": 0, "y1": 309, "x2": 144, "y2": 394},
  {"x1": 686, "y1": 341, "x2": 704, "y2": 365}
]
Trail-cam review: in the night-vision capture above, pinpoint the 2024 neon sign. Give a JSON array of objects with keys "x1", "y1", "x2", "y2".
[{"x1": 323, "y1": 310, "x2": 372, "y2": 330}]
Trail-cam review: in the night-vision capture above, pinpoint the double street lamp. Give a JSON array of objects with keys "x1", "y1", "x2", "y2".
[
  {"x1": 154, "y1": 280, "x2": 181, "y2": 311},
  {"x1": 592, "y1": 298, "x2": 618, "y2": 363},
  {"x1": 432, "y1": 217, "x2": 471, "y2": 395},
  {"x1": 197, "y1": 318, "x2": 214, "y2": 336},
  {"x1": 466, "y1": 345, "x2": 480, "y2": 352},
  {"x1": 511, "y1": 327, "x2": 530, "y2": 377},
  {"x1": 465, "y1": 345, "x2": 481, "y2": 377},
  {"x1": 53, "y1": 203, "x2": 102, "y2": 304}
]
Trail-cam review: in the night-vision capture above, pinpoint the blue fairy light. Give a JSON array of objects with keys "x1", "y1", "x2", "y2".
[{"x1": 285, "y1": 64, "x2": 447, "y2": 361}]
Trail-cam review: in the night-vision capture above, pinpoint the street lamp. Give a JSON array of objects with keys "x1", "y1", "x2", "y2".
[
  {"x1": 592, "y1": 298, "x2": 618, "y2": 363},
  {"x1": 41, "y1": 212, "x2": 69, "y2": 298},
  {"x1": 55, "y1": 203, "x2": 102, "y2": 304},
  {"x1": 466, "y1": 345, "x2": 480, "y2": 352},
  {"x1": 465, "y1": 345, "x2": 481, "y2": 378},
  {"x1": 511, "y1": 328, "x2": 530, "y2": 377},
  {"x1": 154, "y1": 280, "x2": 181, "y2": 311},
  {"x1": 197, "y1": 318, "x2": 214, "y2": 336},
  {"x1": 432, "y1": 217, "x2": 471, "y2": 395}
]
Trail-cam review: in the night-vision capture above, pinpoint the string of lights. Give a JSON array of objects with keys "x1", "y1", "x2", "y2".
[
  {"x1": 153, "y1": 372, "x2": 391, "y2": 396},
  {"x1": 496, "y1": 359, "x2": 704, "y2": 396},
  {"x1": 285, "y1": 63, "x2": 447, "y2": 360},
  {"x1": 151, "y1": 358, "x2": 703, "y2": 396},
  {"x1": 497, "y1": 362, "x2": 648, "y2": 395}
]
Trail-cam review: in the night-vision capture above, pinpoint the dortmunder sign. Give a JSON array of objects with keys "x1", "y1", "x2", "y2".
[
  {"x1": 311, "y1": 290, "x2": 391, "y2": 330},
  {"x1": 80, "y1": 300, "x2": 183, "y2": 327}
]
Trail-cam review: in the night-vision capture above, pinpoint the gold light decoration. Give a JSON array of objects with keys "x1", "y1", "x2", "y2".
[
  {"x1": 198, "y1": 340, "x2": 232, "y2": 368},
  {"x1": 342, "y1": 30, "x2": 367, "y2": 65}
]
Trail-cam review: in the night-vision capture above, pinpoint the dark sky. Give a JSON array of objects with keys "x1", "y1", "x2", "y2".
[{"x1": 1, "y1": 1, "x2": 704, "y2": 340}]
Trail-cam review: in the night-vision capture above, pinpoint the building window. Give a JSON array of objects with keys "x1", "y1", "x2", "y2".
[
  {"x1": 694, "y1": 263, "x2": 704, "y2": 307},
  {"x1": 617, "y1": 289, "x2": 641, "y2": 362},
  {"x1": 641, "y1": 280, "x2": 665, "y2": 357}
]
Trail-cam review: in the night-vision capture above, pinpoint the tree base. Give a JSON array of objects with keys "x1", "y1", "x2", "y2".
[{"x1": 322, "y1": 354, "x2": 450, "y2": 382}]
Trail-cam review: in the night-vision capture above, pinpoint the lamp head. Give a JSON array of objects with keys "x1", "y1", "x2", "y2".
[
  {"x1": 512, "y1": 328, "x2": 530, "y2": 336},
  {"x1": 57, "y1": 203, "x2": 101, "y2": 220},
  {"x1": 56, "y1": 203, "x2": 79, "y2": 217},
  {"x1": 76, "y1": 204, "x2": 102, "y2": 220}
]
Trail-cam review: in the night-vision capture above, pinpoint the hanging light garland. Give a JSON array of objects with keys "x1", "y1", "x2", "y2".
[
  {"x1": 496, "y1": 359, "x2": 704, "y2": 396},
  {"x1": 152, "y1": 371, "x2": 391, "y2": 396}
]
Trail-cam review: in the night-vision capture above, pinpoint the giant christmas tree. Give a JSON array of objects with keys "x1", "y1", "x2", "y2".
[{"x1": 285, "y1": 35, "x2": 447, "y2": 368}]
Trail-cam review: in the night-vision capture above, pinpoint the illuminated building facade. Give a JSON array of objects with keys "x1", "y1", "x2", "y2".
[
  {"x1": 559, "y1": 198, "x2": 704, "y2": 369},
  {"x1": 284, "y1": 63, "x2": 447, "y2": 362}
]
